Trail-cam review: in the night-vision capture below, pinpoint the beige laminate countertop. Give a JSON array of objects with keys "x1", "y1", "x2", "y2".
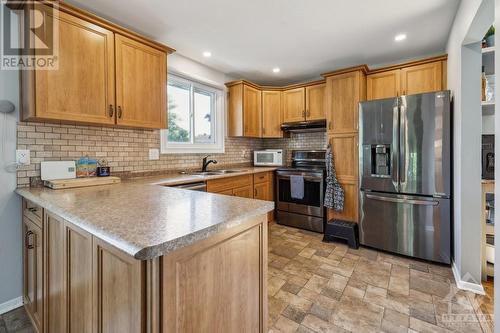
[{"x1": 16, "y1": 167, "x2": 276, "y2": 260}]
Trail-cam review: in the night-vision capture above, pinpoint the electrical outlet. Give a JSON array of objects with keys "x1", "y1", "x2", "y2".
[
  {"x1": 16, "y1": 149, "x2": 30, "y2": 165},
  {"x1": 149, "y1": 148, "x2": 160, "y2": 160}
]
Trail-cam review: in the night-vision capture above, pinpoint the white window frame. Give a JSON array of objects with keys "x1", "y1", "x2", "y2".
[{"x1": 161, "y1": 73, "x2": 225, "y2": 154}]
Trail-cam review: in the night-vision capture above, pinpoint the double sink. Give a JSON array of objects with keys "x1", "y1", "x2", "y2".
[{"x1": 186, "y1": 169, "x2": 249, "y2": 176}]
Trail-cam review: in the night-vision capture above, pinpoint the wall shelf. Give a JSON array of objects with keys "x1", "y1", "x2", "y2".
[
  {"x1": 482, "y1": 46, "x2": 495, "y2": 75},
  {"x1": 482, "y1": 101, "x2": 495, "y2": 116}
]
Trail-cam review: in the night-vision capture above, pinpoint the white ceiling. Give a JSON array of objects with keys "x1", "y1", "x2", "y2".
[{"x1": 67, "y1": 0, "x2": 460, "y2": 85}]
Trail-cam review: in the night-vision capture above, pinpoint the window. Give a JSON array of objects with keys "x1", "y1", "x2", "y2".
[{"x1": 161, "y1": 74, "x2": 224, "y2": 153}]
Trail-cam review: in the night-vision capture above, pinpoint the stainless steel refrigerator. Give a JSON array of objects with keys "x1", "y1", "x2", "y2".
[{"x1": 359, "y1": 91, "x2": 452, "y2": 264}]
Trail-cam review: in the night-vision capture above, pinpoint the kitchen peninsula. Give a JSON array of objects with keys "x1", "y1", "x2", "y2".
[{"x1": 16, "y1": 173, "x2": 273, "y2": 333}]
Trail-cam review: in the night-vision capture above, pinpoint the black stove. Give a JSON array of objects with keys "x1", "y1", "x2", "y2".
[{"x1": 275, "y1": 150, "x2": 326, "y2": 233}]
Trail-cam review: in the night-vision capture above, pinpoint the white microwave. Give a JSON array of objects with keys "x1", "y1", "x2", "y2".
[{"x1": 254, "y1": 149, "x2": 284, "y2": 166}]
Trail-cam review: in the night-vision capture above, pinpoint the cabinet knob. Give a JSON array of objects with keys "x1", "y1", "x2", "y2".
[
  {"x1": 108, "y1": 104, "x2": 114, "y2": 118},
  {"x1": 117, "y1": 106, "x2": 123, "y2": 119}
]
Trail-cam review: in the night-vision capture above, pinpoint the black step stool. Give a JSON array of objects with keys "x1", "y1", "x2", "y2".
[{"x1": 323, "y1": 219, "x2": 359, "y2": 249}]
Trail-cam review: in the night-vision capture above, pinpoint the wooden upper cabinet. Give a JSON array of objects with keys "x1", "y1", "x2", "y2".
[
  {"x1": 115, "y1": 34, "x2": 167, "y2": 129},
  {"x1": 28, "y1": 7, "x2": 116, "y2": 125},
  {"x1": 325, "y1": 70, "x2": 366, "y2": 133},
  {"x1": 227, "y1": 83, "x2": 262, "y2": 138},
  {"x1": 305, "y1": 83, "x2": 325, "y2": 120},
  {"x1": 243, "y1": 85, "x2": 262, "y2": 137},
  {"x1": 283, "y1": 87, "x2": 305, "y2": 122},
  {"x1": 262, "y1": 90, "x2": 282, "y2": 138},
  {"x1": 400, "y1": 61, "x2": 443, "y2": 96},
  {"x1": 366, "y1": 70, "x2": 400, "y2": 100},
  {"x1": 366, "y1": 58, "x2": 446, "y2": 100},
  {"x1": 20, "y1": 3, "x2": 171, "y2": 129}
]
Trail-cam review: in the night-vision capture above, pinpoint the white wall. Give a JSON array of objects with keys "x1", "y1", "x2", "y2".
[
  {"x1": 446, "y1": 0, "x2": 494, "y2": 286},
  {"x1": 494, "y1": 0, "x2": 500, "y2": 328},
  {"x1": 168, "y1": 53, "x2": 234, "y2": 88},
  {"x1": 0, "y1": 5, "x2": 22, "y2": 309}
]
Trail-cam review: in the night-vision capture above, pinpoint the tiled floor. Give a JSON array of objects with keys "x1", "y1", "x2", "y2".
[
  {"x1": 0, "y1": 307, "x2": 35, "y2": 333},
  {"x1": 268, "y1": 222, "x2": 494, "y2": 333},
  {"x1": 4, "y1": 222, "x2": 494, "y2": 333}
]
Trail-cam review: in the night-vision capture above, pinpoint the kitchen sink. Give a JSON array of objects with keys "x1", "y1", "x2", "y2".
[
  {"x1": 217, "y1": 169, "x2": 248, "y2": 174},
  {"x1": 189, "y1": 169, "x2": 248, "y2": 176}
]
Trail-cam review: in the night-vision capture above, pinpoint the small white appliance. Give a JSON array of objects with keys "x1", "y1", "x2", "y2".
[
  {"x1": 41, "y1": 161, "x2": 76, "y2": 181},
  {"x1": 254, "y1": 149, "x2": 283, "y2": 166}
]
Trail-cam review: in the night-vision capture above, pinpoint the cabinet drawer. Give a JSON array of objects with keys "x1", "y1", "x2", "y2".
[
  {"x1": 23, "y1": 199, "x2": 42, "y2": 228},
  {"x1": 207, "y1": 175, "x2": 253, "y2": 193},
  {"x1": 253, "y1": 172, "x2": 270, "y2": 184}
]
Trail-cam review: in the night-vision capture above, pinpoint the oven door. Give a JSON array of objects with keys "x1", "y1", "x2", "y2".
[{"x1": 276, "y1": 170, "x2": 324, "y2": 217}]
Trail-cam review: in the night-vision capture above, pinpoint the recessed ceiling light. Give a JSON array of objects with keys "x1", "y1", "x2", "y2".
[
  {"x1": 203, "y1": 51, "x2": 212, "y2": 57},
  {"x1": 272, "y1": 67, "x2": 281, "y2": 73},
  {"x1": 394, "y1": 34, "x2": 407, "y2": 42}
]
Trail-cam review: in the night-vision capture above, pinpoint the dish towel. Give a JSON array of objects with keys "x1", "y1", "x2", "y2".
[
  {"x1": 324, "y1": 144, "x2": 344, "y2": 211},
  {"x1": 290, "y1": 175, "x2": 304, "y2": 200}
]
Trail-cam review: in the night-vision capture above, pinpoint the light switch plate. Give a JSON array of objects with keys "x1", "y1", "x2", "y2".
[
  {"x1": 16, "y1": 149, "x2": 30, "y2": 165},
  {"x1": 149, "y1": 148, "x2": 160, "y2": 160}
]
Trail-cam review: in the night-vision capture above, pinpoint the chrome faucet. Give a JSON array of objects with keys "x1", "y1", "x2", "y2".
[{"x1": 201, "y1": 155, "x2": 218, "y2": 172}]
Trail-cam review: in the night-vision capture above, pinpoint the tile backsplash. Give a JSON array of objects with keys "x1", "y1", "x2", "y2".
[{"x1": 16, "y1": 121, "x2": 327, "y2": 186}]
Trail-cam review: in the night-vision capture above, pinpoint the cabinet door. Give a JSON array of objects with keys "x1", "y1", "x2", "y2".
[
  {"x1": 243, "y1": 85, "x2": 262, "y2": 137},
  {"x1": 326, "y1": 71, "x2": 365, "y2": 133},
  {"x1": 215, "y1": 189, "x2": 234, "y2": 196},
  {"x1": 305, "y1": 84, "x2": 325, "y2": 120},
  {"x1": 44, "y1": 213, "x2": 67, "y2": 333},
  {"x1": 327, "y1": 180, "x2": 359, "y2": 222},
  {"x1": 115, "y1": 34, "x2": 167, "y2": 129},
  {"x1": 254, "y1": 182, "x2": 271, "y2": 201},
  {"x1": 400, "y1": 61, "x2": 443, "y2": 96},
  {"x1": 262, "y1": 91, "x2": 282, "y2": 138},
  {"x1": 366, "y1": 70, "x2": 400, "y2": 100},
  {"x1": 34, "y1": 7, "x2": 115, "y2": 125},
  {"x1": 227, "y1": 84, "x2": 244, "y2": 137},
  {"x1": 233, "y1": 185, "x2": 254, "y2": 199},
  {"x1": 23, "y1": 217, "x2": 43, "y2": 332},
  {"x1": 329, "y1": 134, "x2": 358, "y2": 181},
  {"x1": 94, "y1": 239, "x2": 144, "y2": 333},
  {"x1": 283, "y1": 88, "x2": 305, "y2": 122}
]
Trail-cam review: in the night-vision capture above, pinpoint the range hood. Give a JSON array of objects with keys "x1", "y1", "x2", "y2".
[{"x1": 280, "y1": 119, "x2": 326, "y2": 133}]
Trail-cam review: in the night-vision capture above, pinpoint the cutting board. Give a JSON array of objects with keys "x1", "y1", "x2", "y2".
[{"x1": 44, "y1": 177, "x2": 121, "y2": 189}]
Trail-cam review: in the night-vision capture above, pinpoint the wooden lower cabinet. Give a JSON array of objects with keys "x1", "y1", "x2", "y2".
[
  {"x1": 23, "y1": 216, "x2": 43, "y2": 333},
  {"x1": 162, "y1": 215, "x2": 268, "y2": 332},
  {"x1": 22, "y1": 199, "x2": 268, "y2": 333},
  {"x1": 44, "y1": 212, "x2": 94, "y2": 333},
  {"x1": 233, "y1": 185, "x2": 254, "y2": 198},
  {"x1": 94, "y1": 238, "x2": 144, "y2": 333},
  {"x1": 207, "y1": 172, "x2": 275, "y2": 202}
]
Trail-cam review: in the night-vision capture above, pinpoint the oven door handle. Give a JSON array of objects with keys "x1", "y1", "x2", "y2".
[{"x1": 277, "y1": 175, "x2": 323, "y2": 182}]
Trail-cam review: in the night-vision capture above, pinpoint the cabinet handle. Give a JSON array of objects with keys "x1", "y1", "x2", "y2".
[
  {"x1": 328, "y1": 122, "x2": 332, "y2": 130},
  {"x1": 25, "y1": 230, "x2": 34, "y2": 249},
  {"x1": 117, "y1": 106, "x2": 123, "y2": 119},
  {"x1": 28, "y1": 207, "x2": 37, "y2": 213},
  {"x1": 108, "y1": 104, "x2": 114, "y2": 118},
  {"x1": 306, "y1": 110, "x2": 310, "y2": 117},
  {"x1": 254, "y1": 188, "x2": 257, "y2": 197}
]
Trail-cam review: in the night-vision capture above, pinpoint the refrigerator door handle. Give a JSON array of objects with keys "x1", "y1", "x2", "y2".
[
  {"x1": 399, "y1": 97, "x2": 407, "y2": 186},
  {"x1": 391, "y1": 100, "x2": 400, "y2": 191},
  {"x1": 366, "y1": 194, "x2": 439, "y2": 206}
]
